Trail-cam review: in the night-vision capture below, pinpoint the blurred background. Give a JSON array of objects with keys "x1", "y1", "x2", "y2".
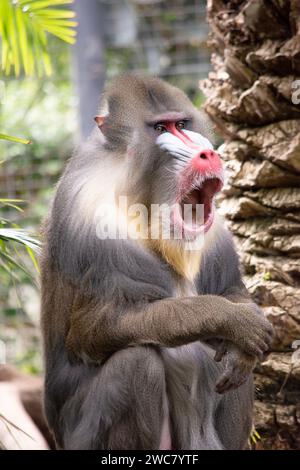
[
  {"x1": 0, "y1": 0, "x2": 300, "y2": 451},
  {"x1": 0, "y1": 0, "x2": 208, "y2": 374}
]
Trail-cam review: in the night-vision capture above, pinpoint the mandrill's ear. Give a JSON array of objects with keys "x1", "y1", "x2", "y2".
[{"x1": 94, "y1": 115, "x2": 106, "y2": 132}]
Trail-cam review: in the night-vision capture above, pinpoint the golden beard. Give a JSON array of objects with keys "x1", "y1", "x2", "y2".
[{"x1": 146, "y1": 237, "x2": 202, "y2": 281}]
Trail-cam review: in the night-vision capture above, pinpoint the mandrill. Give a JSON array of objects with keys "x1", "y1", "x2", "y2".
[{"x1": 40, "y1": 73, "x2": 273, "y2": 450}]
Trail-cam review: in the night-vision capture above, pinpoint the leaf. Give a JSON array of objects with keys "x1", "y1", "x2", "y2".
[
  {"x1": 249, "y1": 427, "x2": 261, "y2": 445},
  {"x1": 0, "y1": 133, "x2": 31, "y2": 144},
  {"x1": 0, "y1": 0, "x2": 77, "y2": 76},
  {"x1": 0, "y1": 415, "x2": 22, "y2": 449},
  {"x1": 40, "y1": 23, "x2": 76, "y2": 44},
  {"x1": 0, "y1": 198, "x2": 25, "y2": 212},
  {"x1": 25, "y1": 245, "x2": 40, "y2": 272},
  {"x1": 31, "y1": 9, "x2": 76, "y2": 18},
  {"x1": 0, "y1": 202, "x2": 24, "y2": 212},
  {"x1": 0, "y1": 413, "x2": 35, "y2": 442},
  {"x1": 0, "y1": 228, "x2": 41, "y2": 251},
  {"x1": 41, "y1": 49, "x2": 52, "y2": 75},
  {"x1": 0, "y1": 250, "x2": 33, "y2": 278},
  {"x1": 0, "y1": 199, "x2": 26, "y2": 203},
  {"x1": 0, "y1": 256, "x2": 21, "y2": 281},
  {"x1": 16, "y1": 6, "x2": 30, "y2": 75},
  {"x1": 39, "y1": 19, "x2": 78, "y2": 27},
  {"x1": 23, "y1": 1, "x2": 74, "y2": 10},
  {"x1": 6, "y1": 1, "x2": 20, "y2": 76}
]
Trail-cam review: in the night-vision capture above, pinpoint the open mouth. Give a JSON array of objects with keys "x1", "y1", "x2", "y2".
[{"x1": 175, "y1": 176, "x2": 223, "y2": 236}]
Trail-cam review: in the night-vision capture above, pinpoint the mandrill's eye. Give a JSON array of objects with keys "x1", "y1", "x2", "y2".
[
  {"x1": 154, "y1": 123, "x2": 167, "y2": 134},
  {"x1": 176, "y1": 120, "x2": 186, "y2": 130}
]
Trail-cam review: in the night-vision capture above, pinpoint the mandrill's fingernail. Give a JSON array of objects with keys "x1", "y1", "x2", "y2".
[{"x1": 214, "y1": 351, "x2": 222, "y2": 362}]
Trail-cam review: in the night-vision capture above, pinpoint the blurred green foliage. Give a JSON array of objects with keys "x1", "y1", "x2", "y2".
[
  {"x1": 0, "y1": 2, "x2": 77, "y2": 373},
  {"x1": 0, "y1": 0, "x2": 209, "y2": 374},
  {"x1": 0, "y1": 0, "x2": 77, "y2": 76},
  {"x1": 0, "y1": 40, "x2": 76, "y2": 320}
]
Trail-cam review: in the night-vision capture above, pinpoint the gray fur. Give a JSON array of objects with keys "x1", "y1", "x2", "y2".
[{"x1": 41, "y1": 73, "x2": 272, "y2": 450}]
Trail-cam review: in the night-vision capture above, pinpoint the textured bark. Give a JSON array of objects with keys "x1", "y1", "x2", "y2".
[{"x1": 202, "y1": 0, "x2": 300, "y2": 449}]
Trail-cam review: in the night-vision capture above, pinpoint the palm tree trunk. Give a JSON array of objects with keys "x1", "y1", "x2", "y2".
[
  {"x1": 202, "y1": 0, "x2": 300, "y2": 449},
  {"x1": 73, "y1": 0, "x2": 107, "y2": 139}
]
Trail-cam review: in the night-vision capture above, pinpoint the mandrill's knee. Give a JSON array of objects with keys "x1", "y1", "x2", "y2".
[
  {"x1": 103, "y1": 345, "x2": 165, "y2": 391},
  {"x1": 62, "y1": 346, "x2": 167, "y2": 450}
]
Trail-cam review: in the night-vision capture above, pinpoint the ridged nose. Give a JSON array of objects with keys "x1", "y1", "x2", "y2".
[{"x1": 192, "y1": 149, "x2": 222, "y2": 173}]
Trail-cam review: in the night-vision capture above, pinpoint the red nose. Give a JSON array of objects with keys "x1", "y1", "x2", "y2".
[{"x1": 191, "y1": 149, "x2": 222, "y2": 174}]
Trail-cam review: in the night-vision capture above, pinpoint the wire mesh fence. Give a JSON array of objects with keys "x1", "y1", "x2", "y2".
[{"x1": 1, "y1": 0, "x2": 210, "y2": 221}]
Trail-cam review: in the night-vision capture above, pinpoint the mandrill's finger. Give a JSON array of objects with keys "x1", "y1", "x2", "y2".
[
  {"x1": 215, "y1": 366, "x2": 248, "y2": 394},
  {"x1": 215, "y1": 372, "x2": 232, "y2": 394},
  {"x1": 214, "y1": 349, "x2": 225, "y2": 362},
  {"x1": 214, "y1": 341, "x2": 227, "y2": 362},
  {"x1": 216, "y1": 377, "x2": 247, "y2": 394}
]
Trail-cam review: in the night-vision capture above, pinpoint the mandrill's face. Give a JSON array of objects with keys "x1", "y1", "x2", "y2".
[
  {"x1": 97, "y1": 76, "x2": 224, "y2": 241},
  {"x1": 152, "y1": 114, "x2": 224, "y2": 238}
]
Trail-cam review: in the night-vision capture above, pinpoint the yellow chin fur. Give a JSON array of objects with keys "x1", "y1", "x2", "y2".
[
  {"x1": 144, "y1": 214, "x2": 221, "y2": 281},
  {"x1": 146, "y1": 238, "x2": 202, "y2": 282}
]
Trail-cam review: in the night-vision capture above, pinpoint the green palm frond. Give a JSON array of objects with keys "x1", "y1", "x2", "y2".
[
  {"x1": 0, "y1": 228, "x2": 41, "y2": 252},
  {"x1": 0, "y1": 153, "x2": 39, "y2": 277},
  {"x1": 0, "y1": 133, "x2": 31, "y2": 144},
  {"x1": 0, "y1": 0, "x2": 77, "y2": 76},
  {"x1": 0, "y1": 228, "x2": 40, "y2": 276},
  {"x1": 0, "y1": 197, "x2": 25, "y2": 212}
]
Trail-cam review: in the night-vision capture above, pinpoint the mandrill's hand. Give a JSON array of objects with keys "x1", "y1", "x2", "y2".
[
  {"x1": 223, "y1": 303, "x2": 274, "y2": 359},
  {"x1": 214, "y1": 342, "x2": 257, "y2": 394},
  {"x1": 211, "y1": 304, "x2": 274, "y2": 394}
]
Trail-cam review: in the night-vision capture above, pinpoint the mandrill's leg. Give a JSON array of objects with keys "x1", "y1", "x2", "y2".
[
  {"x1": 214, "y1": 377, "x2": 254, "y2": 450},
  {"x1": 63, "y1": 346, "x2": 170, "y2": 450},
  {"x1": 105, "y1": 347, "x2": 170, "y2": 450}
]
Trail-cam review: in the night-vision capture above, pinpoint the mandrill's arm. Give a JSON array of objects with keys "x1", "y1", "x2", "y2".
[
  {"x1": 66, "y1": 286, "x2": 273, "y2": 366},
  {"x1": 196, "y1": 238, "x2": 273, "y2": 394}
]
